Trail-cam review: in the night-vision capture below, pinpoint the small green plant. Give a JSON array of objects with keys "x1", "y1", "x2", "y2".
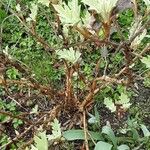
[
  {"x1": 28, "y1": 118, "x2": 62, "y2": 150},
  {"x1": 0, "y1": 99, "x2": 23, "y2": 128},
  {"x1": 0, "y1": 134, "x2": 9, "y2": 149},
  {"x1": 6, "y1": 68, "x2": 21, "y2": 80},
  {"x1": 104, "y1": 92, "x2": 131, "y2": 113},
  {"x1": 28, "y1": 118, "x2": 149, "y2": 150},
  {"x1": 47, "y1": 118, "x2": 62, "y2": 141},
  {"x1": 30, "y1": 131, "x2": 48, "y2": 150},
  {"x1": 62, "y1": 120, "x2": 150, "y2": 150}
]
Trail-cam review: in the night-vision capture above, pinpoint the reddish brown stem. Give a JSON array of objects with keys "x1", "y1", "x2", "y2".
[
  {"x1": 123, "y1": 44, "x2": 134, "y2": 85},
  {"x1": 103, "y1": 22, "x2": 111, "y2": 40},
  {"x1": 64, "y1": 62, "x2": 77, "y2": 110}
]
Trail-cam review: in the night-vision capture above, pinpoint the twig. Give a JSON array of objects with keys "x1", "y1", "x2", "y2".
[
  {"x1": 79, "y1": 75, "x2": 128, "y2": 111},
  {"x1": 74, "y1": 26, "x2": 119, "y2": 49},
  {"x1": 132, "y1": 0, "x2": 138, "y2": 18},
  {"x1": 87, "y1": 131, "x2": 96, "y2": 145},
  {"x1": 129, "y1": 18, "x2": 150, "y2": 43},
  {"x1": 7, "y1": 96, "x2": 28, "y2": 111},
  {"x1": 95, "y1": 75, "x2": 127, "y2": 85},
  {"x1": 64, "y1": 61, "x2": 77, "y2": 109},
  {"x1": 0, "y1": 53, "x2": 57, "y2": 96},
  {"x1": 16, "y1": 111, "x2": 54, "y2": 116},
  {"x1": 123, "y1": 44, "x2": 133, "y2": 85},
  {"x1": 17, "y1": 138, "x2": 34, "y2": 150},
  {"x1": 79, "y1": 84, "x2": 106, "y2": 112},
  {"x1": 0, "y1": 110, "x2": 32, "y2": 125},
  {"x1": 133, "y1": 43, "x2": 150, "y2": 61},
  {"x1": 0, "y1": 78, "x2": 61, "y2": 97},
  {"x1": 0, "y1": 114, "x2": 47, "y2": 149},
  {"x1": 133, "y1": 142, "x2": 145, "y2": 150},
  {"x1": 103, "y1": 57, "x2": 108, "y2": 76},
  {"x1": 115, "y1": 43, "x2": 150, "y2": 77},
  {"x1": 83, "y1": 111, "x2": 89, "y2": 150},
  {"x1": 0, "y1": 53, "x2": 34, "y2": 80}
]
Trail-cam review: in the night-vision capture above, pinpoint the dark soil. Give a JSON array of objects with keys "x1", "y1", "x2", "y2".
[
  {"x1": 97, "y1": 80, "x2": 150, "y2": 130},
  {"x1": 0, "y1": 79, "x2": 150, "y2": 149},
  {"x1": 132, "y1": 81, "x2": 150, "y2": 125}
]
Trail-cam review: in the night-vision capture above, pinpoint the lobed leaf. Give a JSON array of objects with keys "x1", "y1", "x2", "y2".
[
  {"x1": 82, "y1": 0, "x2": 118, "y2": 23},
  {"x1": 56, "y1": 47, "x2": 81, "y2": 64},
  {"x1": 141, "y1": 55, "x2": 150, "y2": 69},
  {"x1": 104, "y1": 97, "x2": 116, "y2": 112},
  {"x1": 53, "y1": 0, "x2": 81, "y2": 26}
]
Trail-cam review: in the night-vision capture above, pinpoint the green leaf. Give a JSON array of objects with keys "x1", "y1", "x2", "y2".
[
  {"x1": 82, "y1": 10, "x2": 91, "y2": 27},
  {"x1": 47, "y1": 118, "x2": 61, "y2": 141},
  {"x1": 102, "y1": 125, "x2": 117, "y2": 148},
  {"x1": 16, "y1": 4, "x2": 21, "y2": 12},
  {"x1": 38, "y1": 0, "x2": 50, "y2": 7},
  {"x1": 6, "y1": 68, "x2": 20, "y2": 80},
  {"x1": 62, "y1": 129, "x2": 102, "y2": 141},
  {"x1": 117, "y1": 144, "x2": 130, "y2": 150},
  {"x1": 117, "y1": 93, "x2": 131, "y2": 109},
  {"x1": 141, "y1": 124, "x2": 150, "y2": 137},
  {"x1": 26, "y1": 3, "x2": 38, "y2": 21},
  {"x1": 131, "y1": 30, "x2": 147, "y2": 49},
  {"x1": 31, "y1": 145, "x2": 38, "y2": 150},
  {"x1": 119, "y1": 93, "x2": 130, "y2": 103},
  {"x1": 129, "y1": 17, "x2": 147, "y2": 49},
  {"x1": 88, "y1": 106, "x2": 100, "y2": 125},
  {"x1": 56, "y1": 47, "x2": 81, "y2": 64},
  {"x1": 94, "y1": 105, "x2": 100, "y2": 126},
  {"x1": 143, "y1": 0, "x2": 150, "y2": 11},
  {"x1": 33, "y1": 131, "x2": 48, "y2": 150},
  {"x1": 141, "y1": 55, "x2": 150, "y2": 69},
  {"x1": 53, "y1": 0, "x2": 81, "y2": 26},
  {"x1": 94, "y1": 141, "x2": 113, "y2": 150},
  {"x1": 0, "y1": 9, "x2": 7, "y2": 23},
  {"x1": 130, "y1": 128, "x2": 140, "y2": 141},
  {"x1": 31, "y1": 105, "x2": 38, "y2": 114},
  {"x1": 25, "y1": 147, "x2": 30, "y2": 150},
  {"x1": 88, "y1": 113, "x2": 98, "y2": 124},
  {"x1": 104, "y1": 97, "x2": 116, "y2": 112},
  {"x1": 82, "y1": 0, "x2": 118, "y2": 23},
  {"x1": 63, "y1": 130, "x2": 84, "y2": 140}
]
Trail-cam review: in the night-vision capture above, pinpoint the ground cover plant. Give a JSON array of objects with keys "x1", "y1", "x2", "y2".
[{"x1": 0, "y1": 0, "x2": 150, "y2": 149}]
